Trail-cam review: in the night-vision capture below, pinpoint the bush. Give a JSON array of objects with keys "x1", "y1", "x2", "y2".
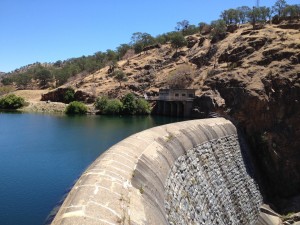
[
  {"x1": 63, "y1": 87, "x2": 75, "y2": 103},
  {"x1": 170, "y1": 33, "x2": 187, "y2": 52},
  {"x1": 103, "y1": 99, "x2": 123, "y2": 115},
  {"x1": 210, "y1": 19, "x2": 227, "y2": 42},
  {"x1": 0, "y1": 94, "x2": 25, "y2": 109},
  {"x1": 94, "y1": 93, "x2": 151, "y2": 115},
  {"x1": 136, "y1": 98, "x2": 151, "y2": 114},
  {"x1": 94, "y1": 96, "x2": 109, "y2": 111},
  {"x1": 121, "y1": 93, "x2": 137, "y2": 115},
  {"x1": 65, "y1": 101, "x2": 87, "y2": 115}
]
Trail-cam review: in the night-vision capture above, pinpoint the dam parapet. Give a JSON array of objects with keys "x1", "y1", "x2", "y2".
[{"x1": 51, "y1": 118, "x2": 263, "y2": 225}]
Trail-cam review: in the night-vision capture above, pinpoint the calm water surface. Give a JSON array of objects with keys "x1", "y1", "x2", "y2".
[{"x1": 0, "y1": 113, "x2": 183, "y2": 225}]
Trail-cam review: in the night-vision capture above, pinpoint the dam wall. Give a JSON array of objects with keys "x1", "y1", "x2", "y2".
[{"x1": 51, "y1": 118, "x2": 262, "y2": 225}]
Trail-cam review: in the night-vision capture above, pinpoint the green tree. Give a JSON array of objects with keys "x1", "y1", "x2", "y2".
[
  {"x1": 65, "y1": 101, "x2": 87, "y2": 115},
  {"x1": 175, "y1": 20, "x2": 190, "y2": 35},
  {"x1": 54, "y1": 68, "x2": 70, "y2": 86},
  {"x1": 136, "y1": 98, "x2": 151, "y2": 114},
  {"x1": 117, "y1": 44, "x2": 132, "y2": 59},
  {"x1": 35, "y1": 69, "x2": 52, "y2": 87},
  {"x1": 121, "y1": 93, "x2": 137, "y2": 115},
  {"x1": 273, "y1": 0, "x2": 287, "y2": 17},
  {"x1": 155, "y1": 34, "x2": 168, "y2": 45},
  {"x1": 221, "y1": 9, "x2": 240, "y2": 24},
  {"x1": 63, "y1": 87, "x2": 75, "y2": 103},
  {"x1": 103, "y1": 99, "x2": 123, "y2": 115},
  {"x1": 170, "y1": 33, "x2": 187, "y2": 52},
  {"x1": 16, "y1": 74, "x2": 32, "y2": 89},
  {"x1": 247, "y1": 7, "x2": 263, "y2": 28},
  {"x1": 0, "y1": 94, "x2": 25, "y2": 109},
  {"x1": 105, "y1": 49, "x2": 118, "y2": 62},
  {"x1": 283, "y1": 4, "x2": 300, "y2": 18},
  {"x1": 183, "y1": 25, "x2": 199, "y2": 36},
  {"x1": 131, "y1": 32, "x2": 155, "y2": 53},
  {"x1": 113, "y1": 70, "x2": 128, "y2": 87},
  {"x1": 94, "y1": 96, "x2": 109, "y2": 111},
  {"x1": 1, "y1": 77, "x2": 14, "y2": 85},
  {"x1": 236, "y1": 6, "x2": 251, "y2": 24},
  {"x1": 210, "y1": 19, "x2": 227, "y2": 42},
  {"x1": 260, "y1": 6, "x2": 272, "y2": 22}
]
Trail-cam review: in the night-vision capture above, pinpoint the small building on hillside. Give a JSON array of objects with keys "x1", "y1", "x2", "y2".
[
  {"x1": 155, "y1": 89, "x2": 196, "y2": 117},
  {"x1": 158, "y1": 89, "x2": 196, "y2": 101}
]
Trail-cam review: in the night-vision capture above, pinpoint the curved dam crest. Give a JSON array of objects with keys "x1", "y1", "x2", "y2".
[{"x1": 51, "y1": 118, "x2": 262, "y2": 225}]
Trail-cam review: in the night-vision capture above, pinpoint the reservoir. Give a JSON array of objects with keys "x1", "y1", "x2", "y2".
[{"x1": 0, "y1": 113, "x2": 182, "y2": 225}]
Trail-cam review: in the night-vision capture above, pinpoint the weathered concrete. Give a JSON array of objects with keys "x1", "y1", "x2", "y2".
[{"x1": 51, "y1": 118, "x2": 262, "y2": 225}]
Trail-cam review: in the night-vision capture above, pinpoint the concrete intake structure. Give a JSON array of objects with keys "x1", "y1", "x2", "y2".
[{"x1": 51, "y1": 118, "x2": 262, "y2": 225}]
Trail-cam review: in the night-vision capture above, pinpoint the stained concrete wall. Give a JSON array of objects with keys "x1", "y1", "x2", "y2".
[{"x1": 51, "y1": 118, "x2": 262, "y2": 225}]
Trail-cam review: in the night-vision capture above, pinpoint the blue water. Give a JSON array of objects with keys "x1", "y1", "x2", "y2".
[{"x1": 0, "y1": 113, "x2": 182, "y2": 225}]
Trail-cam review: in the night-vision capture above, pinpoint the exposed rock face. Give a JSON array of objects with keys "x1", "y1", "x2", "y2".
[
  {"x1": 142, "y1": 43, "x2": 161, "y2": 52},
  {"x1": 186, "y1": 36, "x2": 198, "y2": 48},
  {"x1": 41, "y1": 88, "x2": 95, "y2": 103},
  {"x1": 74, "y1": 90, "x2": 95, "y2": 103},
  {"x1": 227, "y1": 24, "x2": 238, "y2": 33},
  {"x1": 201, "y1": 70, "x2": 300, "y2": 213}
]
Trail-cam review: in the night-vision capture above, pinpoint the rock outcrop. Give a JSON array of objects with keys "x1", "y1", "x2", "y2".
[
  {"x1": 200, "y1": 69, "x2": 300, "y2": 213},
  {"x1": 41, "y1": 88, "x2": 95, "y2": 103}
]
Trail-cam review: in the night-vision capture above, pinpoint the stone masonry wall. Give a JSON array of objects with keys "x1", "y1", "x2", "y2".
[
  {"x1": 165, "y1": 135, "x2": 262, "y2": 225},
  {"x1": 51, "y1": 118, "x2": 262, "y2": 225}
]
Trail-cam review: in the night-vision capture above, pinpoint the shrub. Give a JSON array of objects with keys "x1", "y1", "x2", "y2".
[
  {"x1": 94, "y1": 93, "x2": 151, "y2": 115},
  {"x1": 65, "y1": 101, "x2": 87, "y2": 115},
  {"x1": 136, "y1": 98, "x2": 151, "y2": 114},
  {"x1": 94, "y1": 96, "x2": 109, "y2": 111},
  {"x1": 63, "y1": 87, "x2": 75, "y2": 103},
  {"x1": 121, "y1": 93, "x2": 137, "y2": 115},
  {"x1": 113, "y1": 70, "x2": 128, "y2": 87},
  {"x1": 170, "y1": 33, "x2": 187, "y2": 52},
  {"x1": 0, "y1": 94, "x2": 25, "y2": 109},
  {"x1": 210, "y1": 19, "x2": 227, "y2": 42},
  {"x1": 103, "y1": 99, "x2": 123, "y2": 115}
]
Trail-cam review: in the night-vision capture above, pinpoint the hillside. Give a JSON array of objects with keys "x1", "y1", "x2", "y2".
[
  {"x1": 52, "y1": 22, "x2": 299, "y2": 99},
  {"x1": 53, "y1": 20, "x2": 300, "y2": 214},
  {"x1": 3, "y1": 20, "x2": 300, "y2": 214}
]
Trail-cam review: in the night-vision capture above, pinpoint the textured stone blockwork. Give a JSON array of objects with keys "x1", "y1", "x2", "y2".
[
  {"x1": 165, "y1": 135, "x2": 262, "y2": 225},
  {"x1": 51, "y1": 118, "x2": 262, "y2": 225}
]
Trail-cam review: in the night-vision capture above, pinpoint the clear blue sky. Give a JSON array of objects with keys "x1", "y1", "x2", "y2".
[{"x1": 0, "y1": 0, "x2": 298, "y2": 72}]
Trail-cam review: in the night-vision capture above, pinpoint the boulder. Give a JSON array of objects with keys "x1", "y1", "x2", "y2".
[
  {"x1": 142, "y1": 43, "x2": 161, "y2": 52},
  {"x1": 227, "y1": 24, "x2": 238, "y2": 33},
  {"x1": 186, "y1": 36, "x2": 198, "y2": 48}
]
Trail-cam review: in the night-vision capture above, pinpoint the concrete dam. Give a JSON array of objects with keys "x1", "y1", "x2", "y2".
[{"x1": 51, "y1": 118, "x2": 265, "y2": 225}]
